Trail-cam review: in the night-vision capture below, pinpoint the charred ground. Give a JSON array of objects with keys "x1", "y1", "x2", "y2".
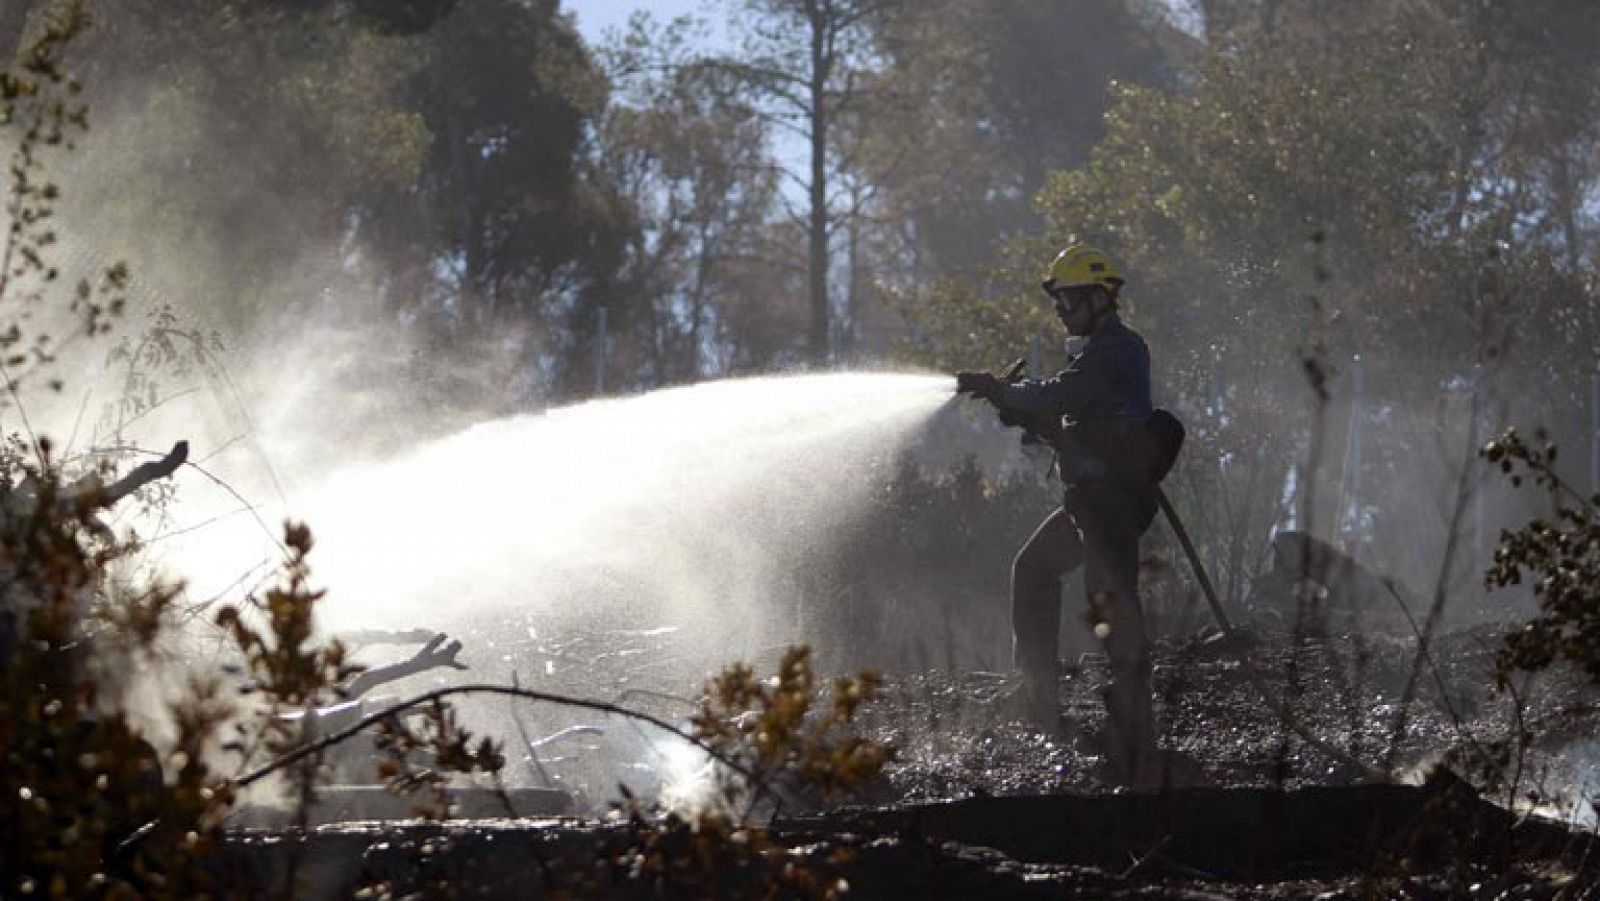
[{"x1": 219, "y1": 607, "x2": 1600, "y2": 899}]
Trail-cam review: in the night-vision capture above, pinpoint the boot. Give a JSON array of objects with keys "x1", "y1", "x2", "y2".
[
  {"x1": 1020, "y1": 677, "x2": 1060, "y2": 729},
  {"x1": 988, "y1": 674, "x2": 1063, "y2": 733}
]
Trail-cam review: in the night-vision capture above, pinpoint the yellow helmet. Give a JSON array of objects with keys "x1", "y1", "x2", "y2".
[{"x1": 1042, "y1": 244, "x2": 1124, "y2": 293}]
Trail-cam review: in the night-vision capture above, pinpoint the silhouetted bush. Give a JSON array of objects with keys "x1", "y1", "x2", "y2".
[{"x1": 810, "y1": 451, "x2": 1059, "y2": 673}]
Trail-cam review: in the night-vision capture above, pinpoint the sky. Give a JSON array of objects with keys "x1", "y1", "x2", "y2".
[
  {"x1": 566, "y1": 0, "x2": 1205, "y2": 49},
  {"x1": 567, "y1": 0, "x2": 705, "y2": 47}
]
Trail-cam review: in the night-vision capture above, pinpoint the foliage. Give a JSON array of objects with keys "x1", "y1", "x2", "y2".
[
  {"x1": 852, "y1": 0, "x2": 1176, "y2": 285},
  {"x1": 3, "y1": 504, "x2": 515, "y2": 896},
  {"x1": 0, "y1": 14, "x2": 505, "y2": 891},
  {"x1": 596, "y1": 14, "x2": 784, "y2": 383},
  {"x1": 212, "y1": 522, "x2": 362, "y2": 839},
  {"x1": 668, "y1": 0, "x2": 895, "y2": 365},
  {"x1": 383, "y1": 0, "x2": 619, "y2": 328},
  {"x1": 9, "y1": 0, "x2": 1597, "y2": 429},
  {"x1": 0, "y1": 0, "x2": 123, "y2": 394},
  {"x1": 1481, "y1": 428, "x2": 1600, "y2": 687},
  {"x1": 605, "y1": 645, "x2": 890, "y2": 899},
  {"x1": 587, "y1": 0, "x2": 1183, "y2": 374},
  {"x1": 817, "y1": 449, "x2": 1059, "y2": 670},
  {"x1": 691, "y1": 645, "x2": 891, "y2": 814},
  {"x1": 51, "y1": 0, "x2": 625, "y2": 417},
  {"x1": 371, "y1": 695, "x2": 505, "y2": 820},
  {"x1": 0, "y1": 439, "x2": 209, "y2": 898},
  {"x1": 66, "y1": 0, "x2": 434, "y2": 331},
  {"x1": 215, "y1": 524, "x2": 354, "y2": 710},
  {"x1": 0, "y1": 468, "x2": 295, "y2": 896},
  {"x1": 97, "y1": 306, "x2": 219, "y2": 441}
]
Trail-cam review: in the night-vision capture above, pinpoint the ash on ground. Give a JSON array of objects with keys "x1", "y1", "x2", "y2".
[{"x1": 227, "y1": 616, "x2": 1600, "y2": 899}]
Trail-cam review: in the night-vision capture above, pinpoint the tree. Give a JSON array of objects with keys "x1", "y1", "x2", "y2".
[
  {"x1": 899, "y1": 0, "x2": 1600, "y2": 592},
  {"x1": 342, "y1": 0, "x2": 630, "y2": 404},
  {"x1": 49, "y1": 1, "x2": 635, "y2": 418},
  {"x1": 596, "y1": 2, "x2": 1181, "y2": 373},
  {"x1": 850, "y1": 0, "x2": 1179, "y2": 284},
  {"x1": 783, "y1": 0, "x2": 1187, "y2": 362},
  {"x1": 59, "y1": 0, "x2": 432, "y2": 334},
  {"x1": 595, "y1": 15, "x2": 782, "y2": 386},
  {"x1": 706, "y1": 0, "x2": 893, "y2": 366}
]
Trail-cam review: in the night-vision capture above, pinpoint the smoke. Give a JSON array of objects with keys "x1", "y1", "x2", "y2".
[{"x1": 18, "y1": 5, "x2": 523, "y2": 487}]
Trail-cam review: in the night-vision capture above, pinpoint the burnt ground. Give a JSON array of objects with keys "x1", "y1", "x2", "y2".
[
  {"x1": 222, "y1": 620, "x2": 1600, "y2": 899},
  {"x1": 871, "y1": 623, "x2": 1588, "y2": 802}
]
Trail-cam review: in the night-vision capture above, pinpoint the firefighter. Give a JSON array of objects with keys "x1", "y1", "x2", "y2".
[{"x1": 957, "y1": 244, "x2": 1159, "y2": 783}]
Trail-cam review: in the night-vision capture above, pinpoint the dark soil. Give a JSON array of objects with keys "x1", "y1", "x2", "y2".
[{"x1": 222, "y1": 621, "x2": 1600, "y2": 899}]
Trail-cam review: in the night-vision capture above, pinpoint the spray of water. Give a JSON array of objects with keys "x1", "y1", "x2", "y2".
[{"x1": 179, "y1": 371, "x2": 957, "y2": 657}]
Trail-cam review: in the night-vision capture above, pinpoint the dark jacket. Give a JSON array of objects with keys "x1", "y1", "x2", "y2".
[
  {"x1": 991, "y1": 314, "x2": 1153, "y2": 485},
  {"x1": 990, "y1": 314, "x2": 1152, "y2": 422}
]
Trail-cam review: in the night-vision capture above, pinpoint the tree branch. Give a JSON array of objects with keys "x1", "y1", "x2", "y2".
[{"x1": 66, "y1": 439, "x2": 188, "y2": 511}]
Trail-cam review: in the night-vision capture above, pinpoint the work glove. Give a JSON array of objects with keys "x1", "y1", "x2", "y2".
[{"x1": 955, "y1": 370, "x2": 1002, "y2": 399}]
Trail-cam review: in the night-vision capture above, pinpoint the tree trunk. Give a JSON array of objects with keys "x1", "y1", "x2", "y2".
[
  {"x1": 807, "y1": 1, "x2": 830, "y2": 366},
  {"x1": 1554, "y1": 146, "x2": 1583, "y2": 272},
  {"x1": 448, "y1": 104, "x2": 485, "y2": 322},
  {"x1": 842, "y1": 199, "x2": 861, "y2": 360}
]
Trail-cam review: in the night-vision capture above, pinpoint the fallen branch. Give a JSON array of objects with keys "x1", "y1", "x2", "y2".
[{"x1": 231, "y1": 683, "x2": 762, "y2": 793}]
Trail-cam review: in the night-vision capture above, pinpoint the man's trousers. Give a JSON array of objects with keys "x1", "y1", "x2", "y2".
[{"x1": 1012, "y1": 482, "x2": 1157, "y2": 776}]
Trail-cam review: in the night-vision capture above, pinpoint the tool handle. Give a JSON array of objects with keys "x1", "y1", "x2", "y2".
[{"x1": 1157, "y1": 486, "x2": 1234, "y2": 634}]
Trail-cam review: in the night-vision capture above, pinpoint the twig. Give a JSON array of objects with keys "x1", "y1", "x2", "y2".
[
  {"x1": 1381, "y1": 581, "x2": 1494, "y2": 772},
  {"x1": 113, "y1": 386, "x2": 202, "y2": 434},
  {"x1": 63, "y1": 386, "x2": 90, "y2": 458},
  {"x1": 176, "y1": 557, "x2": 272, "y2": 624},
  {"x1": 205, "y1": 350, "x2": 291, "y2": 509},
  {"x1": 509, "y1": 671, "x2": 557, "y2": 789},
  {"x1": 104, "y1": 444, "x2": 286, "y2": 559},
  {"x1": 1382, "y1": 374, "x2": 1483, "y2": 774},
  {"x1": 197, "y1": 433, "x2": 247, "y2": 465},
  {"x1": 5, "y1": 376, "x2": 44, "y2": 467},
  {"x1": 143, "y1": 506, "x2": 255, "y2": 545},
  {"x1": 1503, "y1": 671, "x2": 1533, "y2": 815},
  {"x1": 616, "y1": 687, "x2": 698, "y2": 709}
]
